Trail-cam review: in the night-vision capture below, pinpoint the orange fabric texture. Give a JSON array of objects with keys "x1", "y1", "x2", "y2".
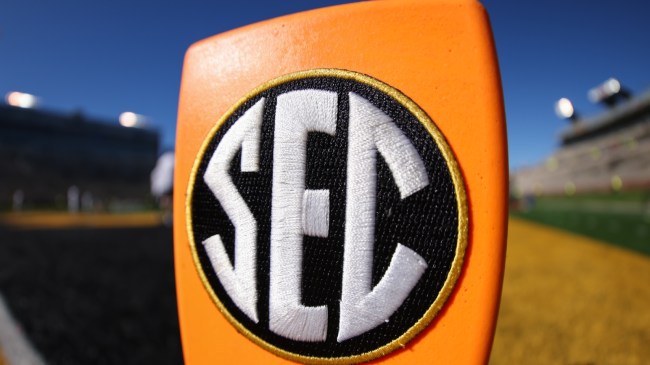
[{"x1": 174, "y1": 0, "x2": 507, "y2": 363}]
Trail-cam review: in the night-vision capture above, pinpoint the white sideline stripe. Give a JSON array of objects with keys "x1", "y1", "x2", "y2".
[{"x1": 0, "y1": 293, "x2": 46, "y2": 365}]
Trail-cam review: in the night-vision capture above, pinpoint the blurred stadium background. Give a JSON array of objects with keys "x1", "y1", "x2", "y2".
[
  {"x1": 510, "y1": 79, "x2": 650, "y2": 255},
  {"x1": 0, "y1": 100, "x2": 159, "y2": 213},
  {"x1": 0, "y1": 95, "x2": 179, "y2": 364},
  {"x1": 501, "y1": 80, "x2": 650, "y2": 364}
]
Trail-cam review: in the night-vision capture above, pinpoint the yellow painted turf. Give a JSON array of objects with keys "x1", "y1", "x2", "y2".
[
  {"x1": 0, "y1": 212, "x2": 163, "y2": 229},
  {"x1": 490, "y1": 218, "x2": 650, "y2": 365}
]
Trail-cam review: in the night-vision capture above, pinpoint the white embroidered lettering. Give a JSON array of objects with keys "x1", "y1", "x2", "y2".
[
  {"x1": 338, "y1": 93, "x2": 429, "y2": 342},
  {"x1": 269, "y1": 90, "x2": 337, "y2": 341},
  {"x1": 202, "y1": 98, "x2": 265, "y2": 323},
  {"x1": 302, "y1": 189, "x2": 330, "y2": 238}
]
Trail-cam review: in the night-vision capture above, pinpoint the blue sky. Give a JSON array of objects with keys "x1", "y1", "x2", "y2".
[{"x1": 2, "y1": 0, "x2": 649, "y2": 169}]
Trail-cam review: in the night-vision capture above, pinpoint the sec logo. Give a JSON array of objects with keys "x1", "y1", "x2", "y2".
[{"x1": 186, "y1": 69, "x2": 468, "y2": 364}]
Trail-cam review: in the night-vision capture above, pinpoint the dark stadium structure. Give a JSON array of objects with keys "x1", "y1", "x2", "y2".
[
  {"x1": 0, "y1": 104, "x2": 159, "y2": 211},
  {"x1": 511, "y1": 88, "x2": 650, "y2": 196}
]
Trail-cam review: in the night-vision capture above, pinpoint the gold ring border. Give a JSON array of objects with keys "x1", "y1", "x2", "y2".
[{"x1": 185, "y1": 69, "x2": 469, "y2": 364}]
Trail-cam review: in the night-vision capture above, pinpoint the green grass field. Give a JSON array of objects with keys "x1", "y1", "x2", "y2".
[{"x1": 512, "y1": 191, "x2": 650, "y2": 255}]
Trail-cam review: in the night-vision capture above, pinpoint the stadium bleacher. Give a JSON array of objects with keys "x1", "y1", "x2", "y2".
[
  {"x1": 511, "y1": 89, "x2": 650, "y2": 197},
  {"x1": 0, "y1": 104, "x2": 159, "y2": 211}
]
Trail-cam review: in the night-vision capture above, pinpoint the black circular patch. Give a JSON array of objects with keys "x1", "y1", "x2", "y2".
[{"x1": 187, "y1": 69, "x2": 467, "y2": 364}]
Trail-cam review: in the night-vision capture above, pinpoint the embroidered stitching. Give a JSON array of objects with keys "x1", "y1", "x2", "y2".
[
  {"x1": 201, "y1": 98, "x2": 265, "y2": 323},
  {"x1": 186, "y1": 69, "x2": 468, "y2": 364},
  {"x1": 269, "y1": 90, "x2": 337, "y2": 341}
]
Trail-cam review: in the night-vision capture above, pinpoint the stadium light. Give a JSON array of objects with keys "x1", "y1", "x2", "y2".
[
  {"x1": 119, "y1": 111, "x2": 148, "y2": 128},
  {"x1": 554, "y1": 97, "x2": 579, "y2": 122},
  {"x1": 588, "y1": 78, "x2": 630, "y2": 107},
  {"x1": 5, "y1": 91, "x2": 39, "y2": 108}
]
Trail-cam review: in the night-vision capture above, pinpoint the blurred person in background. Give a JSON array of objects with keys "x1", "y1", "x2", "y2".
[{"x1": 151, "y1": 150, "x2": 175, "y2": 226}]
